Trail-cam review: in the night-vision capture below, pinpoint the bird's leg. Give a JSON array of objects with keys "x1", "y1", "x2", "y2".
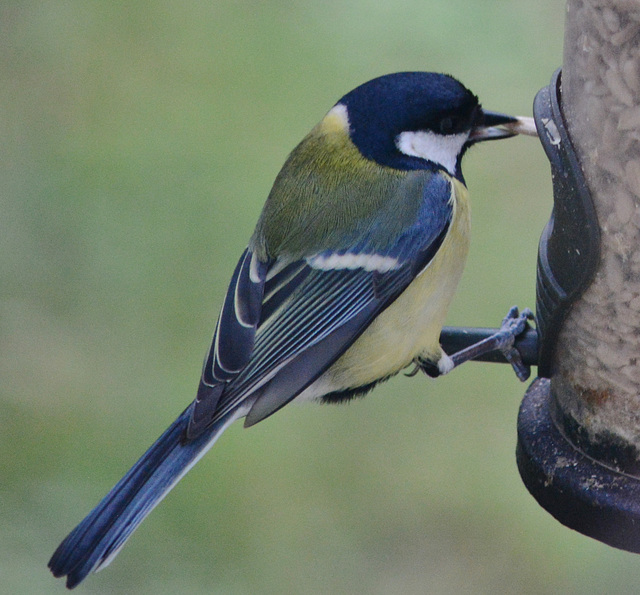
[
  {"x1": 412, "y1": 306, "x2": 534, "y2": 381},
  {"x1": 449, "y1": 306, "x2": 533, "y2": 380}
]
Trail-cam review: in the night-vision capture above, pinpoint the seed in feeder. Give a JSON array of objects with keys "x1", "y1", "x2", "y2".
[
  {"x1": 605, "y1": 68, "x2": 635, "y2": 106},
  {"x1": 618, "y1": 106, "x2": 640, "y2": 130}
]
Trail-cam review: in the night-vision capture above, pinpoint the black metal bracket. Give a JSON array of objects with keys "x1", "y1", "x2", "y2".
[{"x1": 533, "y1": 68, "x2": 601, "y2": 377}]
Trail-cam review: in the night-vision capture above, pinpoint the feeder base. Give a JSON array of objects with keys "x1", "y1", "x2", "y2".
[{"x1": 517, "y1": 377, "x2": 640, "y2": 553}]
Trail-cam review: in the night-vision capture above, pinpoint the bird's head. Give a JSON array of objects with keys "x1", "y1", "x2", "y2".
[{"x1": 331, "y1": 71, "x2": 524, "y2": 180}]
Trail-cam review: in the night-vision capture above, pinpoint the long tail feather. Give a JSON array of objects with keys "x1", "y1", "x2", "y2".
[{"x1": 48, "y1": 405, "x2": 237, "y2": 589}]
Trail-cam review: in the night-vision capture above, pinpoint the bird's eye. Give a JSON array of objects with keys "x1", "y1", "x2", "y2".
[{"x1": 439, "y1": 116, "x2": 458, "y2": 135}]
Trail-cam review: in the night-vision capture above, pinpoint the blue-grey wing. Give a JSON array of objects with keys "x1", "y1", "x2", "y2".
[
  {"x1": 189, "y1": 172, "x2": 454, "y2": 438},
  {"x1": 190, "y1": 249, "x2": 269, "y2": 435}
]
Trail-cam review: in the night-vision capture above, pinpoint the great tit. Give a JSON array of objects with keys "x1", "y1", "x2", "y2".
[{"x1": 49, "y1": 71, "x2": 533, "y2": 588}]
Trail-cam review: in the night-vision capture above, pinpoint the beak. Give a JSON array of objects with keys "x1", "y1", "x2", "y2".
[{"x1": 468, "y1": 110, "x2": 538, "y2": 144}]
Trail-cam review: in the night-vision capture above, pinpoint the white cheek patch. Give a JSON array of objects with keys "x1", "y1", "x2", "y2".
[{"x1": 396, "y1": 130, "x2": 468, "y2": 175}]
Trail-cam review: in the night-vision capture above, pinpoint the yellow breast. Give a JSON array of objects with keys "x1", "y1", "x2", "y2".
[{"x1": 324, "y1": 177, "x2": 471, "y2": 388}]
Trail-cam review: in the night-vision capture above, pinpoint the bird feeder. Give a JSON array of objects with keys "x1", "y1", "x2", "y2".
[{"x1": 517, "y1": 0, "x2": 640, "y2": 552}]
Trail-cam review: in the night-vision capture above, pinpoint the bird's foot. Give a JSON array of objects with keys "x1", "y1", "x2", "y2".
[
  {"x1": 408, "y1": 306, "x2": 534, "y2": 381},
  {"x1": 492, "y1": 306, "x2": 534, "y2": 381}
]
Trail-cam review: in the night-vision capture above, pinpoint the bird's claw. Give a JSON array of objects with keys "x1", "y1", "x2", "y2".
[
  {"x1": 498, "y1": 306, "x2": 534, "y2": 382},
  {"x1": 406, "y1": 357, "x2": 440, "y2": 378}
]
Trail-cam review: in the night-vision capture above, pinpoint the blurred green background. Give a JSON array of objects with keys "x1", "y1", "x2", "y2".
[{"x1": 3, "y1": 1, "x2": 639, "y2": 593}]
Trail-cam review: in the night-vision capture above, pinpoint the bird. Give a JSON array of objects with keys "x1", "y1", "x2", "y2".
[{"x1": 49, "y1": 71, "x2": 533, "y2": 588}]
